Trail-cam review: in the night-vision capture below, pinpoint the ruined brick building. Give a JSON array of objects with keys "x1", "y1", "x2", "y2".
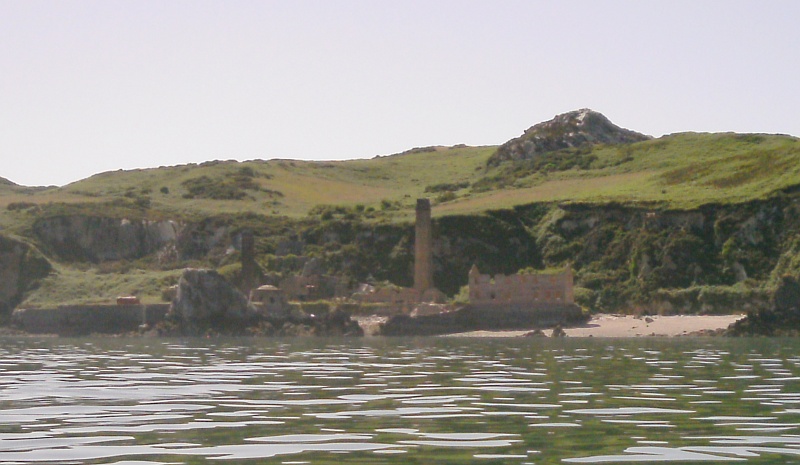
[{"x1": 468, "y1": 265, "x2": 574, "y2": 306}]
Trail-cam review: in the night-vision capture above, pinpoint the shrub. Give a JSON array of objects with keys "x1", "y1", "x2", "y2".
[
  {"x1": 436, "y1": 191, "x2": 457, "y2": 203},
  {"x1": 182, "y1": 176, "x2": 248, "y2": 200},
  {"x1": 7, "y1": 202, "x2": 38, "y2": 211},
  {"x1": 425, "y1": 181, "x2": 470, "y2": 193}
]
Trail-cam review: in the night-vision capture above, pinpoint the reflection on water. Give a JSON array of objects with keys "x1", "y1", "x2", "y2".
[{"x1": 0, "y1": 337, "x2": 799, "y2": 464}]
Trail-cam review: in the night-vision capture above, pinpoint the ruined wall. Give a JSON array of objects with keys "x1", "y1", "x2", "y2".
[
  {"x1": 469, "y1": 266, "x2": 574, "y2": 306},
  {"x1": 11, "y1": 304, "x2": 169, "y2": 336}
]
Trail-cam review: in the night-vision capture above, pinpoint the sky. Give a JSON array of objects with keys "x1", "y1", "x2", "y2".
[{"x1": 2, "y1": 1, "x2": 799, "y2": 187}]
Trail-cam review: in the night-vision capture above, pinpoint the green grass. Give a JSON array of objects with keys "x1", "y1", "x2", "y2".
[
  {"x1": 23, "y1": 264, "x2": 182, "y2": 307},
  {"x1": 1, "y1": 133, "x2": 799, "y2": 229}
]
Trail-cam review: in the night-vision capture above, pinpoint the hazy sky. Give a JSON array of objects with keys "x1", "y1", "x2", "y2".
[{"x1": 2, "y1": 1, "x2": 798, "y2": 187}]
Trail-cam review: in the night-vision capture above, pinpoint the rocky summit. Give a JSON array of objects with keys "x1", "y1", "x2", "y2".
[{"x1": 487, "y1": 109, "x2": 651, "y2": 166}]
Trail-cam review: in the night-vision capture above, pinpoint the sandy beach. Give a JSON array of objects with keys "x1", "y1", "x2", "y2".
[{"x1": 447, "y1": 313, "x2": 746, "y2": 338}]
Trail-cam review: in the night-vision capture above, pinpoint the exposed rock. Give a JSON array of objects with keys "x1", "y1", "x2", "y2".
[
  {"x1": 0, "y1": 235, "x2": 51, "y2": 319},
  {"x1": 163, "y1": 268, "x2": 363, "y2": 337},
  {"x1": 551, "y1": 325, "x2": 566, "y2": 337},
  {"x1": 33, "y1": 215, "x2": 180, "y2": 262},
  {"x1": 488, "y1": 109, "x2": 650, "y2": 166},
  {"x1": 410, "y1": 303, "x2": 449, "y2": 317},
  {"x1": 684, "y1": 328, "x2": 726, "y2": 337},
  {"x1": 314, "y1": 307, "x2": 364, "y2": 337},
  {"x1": 523, "y1": 329, "x2": 546, "y2": 337},
  {"x1": 167, "y1": 268, "x2": 258, "y2": 335}
]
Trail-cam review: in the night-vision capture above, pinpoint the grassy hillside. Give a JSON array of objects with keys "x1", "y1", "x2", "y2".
[
  {"x1": 3, "y1": 130, "x2": 800, "y2": 311},
  {"x1": 1, "y1": 133, "x2": 798, "y2": 228}
]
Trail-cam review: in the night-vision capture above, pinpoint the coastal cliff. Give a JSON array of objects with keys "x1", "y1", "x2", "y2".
[
  {"x1": 0, "y1": 235, "x2": 51, "y2": 319},
  {"x1": 2, "y1": 110, "x2": 800, "y2": 335},
  {"x1": 10, "y1": 196, "x2": 797, "y2": 318}
]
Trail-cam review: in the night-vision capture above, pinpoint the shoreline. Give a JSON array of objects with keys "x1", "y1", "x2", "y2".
[
  {"x1": 445, "y1": 313, "x2": 746, "y2": 338},
  {"x1": 2, "y1": 313, "x2": 748, "y2": 338}
]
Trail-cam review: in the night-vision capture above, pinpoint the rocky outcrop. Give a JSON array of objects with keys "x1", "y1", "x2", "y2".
[
  {"x1": 253, "y1": 306, "x2": 364, "y2": 337},
  {"x1": 166, "y1": 268, "x2": 257, "y2": 335},
  {"x1": 0, "y1": 235, "x2": 51, "y2": 319},
  {"x1": 163, "y1": 268, "x2": 363, "y2": 337},
  {"x1": 488, "y1": 109, "x2": 650, "y2": 166},
  {"x1": 33, "y1": 215, "x2": 180, "y2": 262},
  {"x1": 728, "y1": 275, "x2": 800, "y2": 336}
]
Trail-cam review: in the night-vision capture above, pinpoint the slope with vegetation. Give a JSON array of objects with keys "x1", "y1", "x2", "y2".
[{"x1": 2, "y1": 109, "x2": 800, "y2": 333}]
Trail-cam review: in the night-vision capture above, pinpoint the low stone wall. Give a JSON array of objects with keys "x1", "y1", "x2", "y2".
[
  {"x1": 380, "y1": 303, "x2": 586, "y2": 336},
  {"x1": 11, "y1": 304, "x2": 169, "y2": 336}
]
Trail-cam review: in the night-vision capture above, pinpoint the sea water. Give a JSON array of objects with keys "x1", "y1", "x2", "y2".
[{"x1": 1, "y1": 336, "x2": 799, "y2": 464}]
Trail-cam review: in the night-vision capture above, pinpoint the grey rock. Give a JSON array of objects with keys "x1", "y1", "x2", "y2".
[
  {"x1": 488, "y1": 109, "x2": 650, "y2": 166},
  {"x1": 33, "y1": 215, "x2": 180, "y2": 262},
  {"x1": 0, "y1": 235, "x2": 51, "y2": 318},
  {"x1": 168, "y1": 268, "x2": 257, "y2": 334}
]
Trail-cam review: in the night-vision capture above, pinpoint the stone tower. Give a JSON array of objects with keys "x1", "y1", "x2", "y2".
[{"x1": 414, "y1": 198, "x2": 433, "y2": 292}]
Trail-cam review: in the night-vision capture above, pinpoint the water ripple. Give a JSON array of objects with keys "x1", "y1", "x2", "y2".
[{"x1": 0, "y1": 338, "x2": 799, "y2": 463}]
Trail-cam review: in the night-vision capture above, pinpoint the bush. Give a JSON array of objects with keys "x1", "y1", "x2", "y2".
[
  {"x1": 425, "y1": 181, "x2": 470, "y2": 193},
  {"x1": 182, "y1": 176, "x2": 249, "y2": 200},
  {"x1": 573, "y1": 286, "x2": 596, "y2": 311},
  {"x1": 181, "y1": 170, "x2": 283, "y2": 201},
  {"x1": 436, "y1": 191, "x2": 457, "y2": 203},
  {"x1": 7, "y1": 202, "x2": 38, "y2": 211}
]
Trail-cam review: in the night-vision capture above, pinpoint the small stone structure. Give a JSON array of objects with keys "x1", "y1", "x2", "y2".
[
  {"x1": 249, "y1": 284, "x2": 288, "y2": 316},
  {"x1": 469, "y1": 265, "x2": 574, "y2": 305}
]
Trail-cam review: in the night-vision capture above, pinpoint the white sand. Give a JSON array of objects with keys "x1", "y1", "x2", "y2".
[{"x1": 447, "y1": 314, "x2": 746, "y2": 338}]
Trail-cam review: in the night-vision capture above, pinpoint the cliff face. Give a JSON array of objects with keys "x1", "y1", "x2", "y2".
[
  {"x1": 0, "y1": 235, "x2": 51, "y2": 318},
  {"x1": 488, "y1": 109, "x2": 650, "y2": 166},
  {"x1": 32, "y1": 216, "x2": 181, "y2": 262},
  {"x1": 534, "y1": 199, "x2": 795, "y2": 313},
  {"x1": 10, "y1": 193, "x2": 800, "y2": 318}
]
